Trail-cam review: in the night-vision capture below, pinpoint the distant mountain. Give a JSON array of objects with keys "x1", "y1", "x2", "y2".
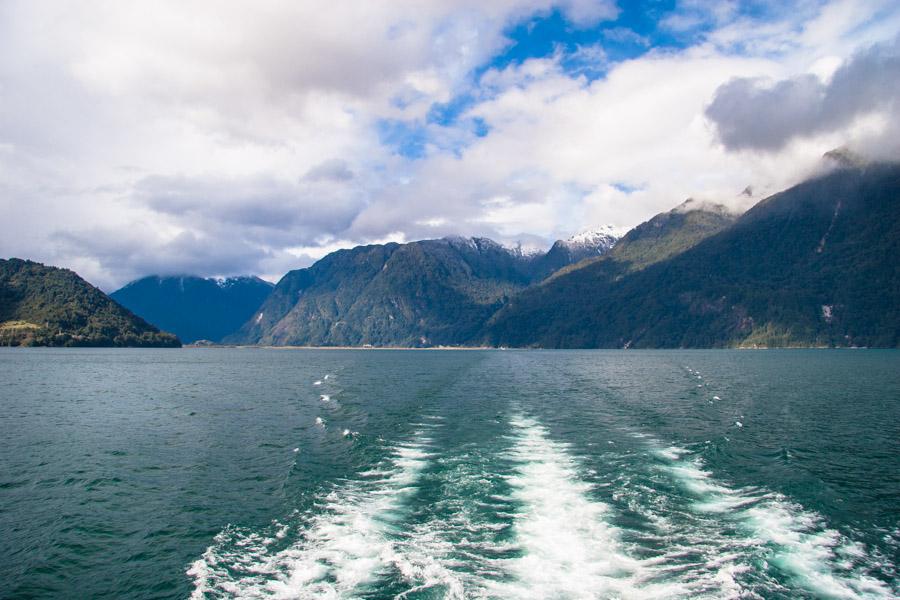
[
  {"x1": 227, "y1": 237, "x2": 538, "y2": 347},
  {"x1": 484, "y1": 162, "x2": 900, "y2": 348},
  {"x1": 0, "y1": 259, "x2": 180, "y2": 347},
  {"x1": 111, "y1": 275, "x2": 273, "y2": 343}
]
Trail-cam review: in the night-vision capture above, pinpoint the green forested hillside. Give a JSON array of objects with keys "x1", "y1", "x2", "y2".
[
  {"x1": 228, "y1": 237, "x2": 537, "y2": 346},
  {"x1": 485, "y1": 164, "x2": 900, "y2": 348},
  {"x1": 482, "y1": 198, "x2": 738, "y2": 344},
  {"x1": 0, "y1": 259, "x2": 181, "y2": 347}
]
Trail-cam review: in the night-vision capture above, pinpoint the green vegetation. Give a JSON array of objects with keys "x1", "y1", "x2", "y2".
[
  {"x1": 0, "y1": 259, "x2": 181, "y2": 347},
  {"x1": 485, "y1": 164, "x2": 900, "y2": 348},
  {"x1": 155, "y1": 162, "x2": 900, "y2": 350},
  {"x1": 227, "y1": 238, "x2": 535, "y2": 347}
]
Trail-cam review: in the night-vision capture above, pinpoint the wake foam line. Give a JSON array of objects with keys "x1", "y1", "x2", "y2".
[
  {"x1": 491, "y1": 415, "x2": 679, "y2": 599},
  {"x1": 381, "y1": 446, "x2": 523, "y2": 599},
  {"x1": 187, "y1": 435, "x2": 432, "y2": 599},
  {"x1": 652, "y1": 443, "x2": 895, "y2": 599}
]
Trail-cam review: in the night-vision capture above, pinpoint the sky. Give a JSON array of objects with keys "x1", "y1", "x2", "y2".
[{"x1": 1, "y1": 0, "x2": 899, "y2": 290}]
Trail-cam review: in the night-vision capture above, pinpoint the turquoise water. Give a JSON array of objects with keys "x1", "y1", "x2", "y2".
[{"x1": 0, "y1": 349, "x2": 898, "y2": 599}]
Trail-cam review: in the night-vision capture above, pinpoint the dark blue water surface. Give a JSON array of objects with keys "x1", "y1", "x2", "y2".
[{"x1": 0, "y1": 348, "x2": 898, "y2": 599}]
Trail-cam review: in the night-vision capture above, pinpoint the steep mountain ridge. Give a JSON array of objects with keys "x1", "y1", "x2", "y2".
[
  {"x1": 529, "y1": 225, "x2": 623, "y2": 279},
  {"x1": 483, "y1": 198, "x2": 739, "y2": 342},
  {"x1": 229, "y1": 237, "x2": 532, "y2": 346}
]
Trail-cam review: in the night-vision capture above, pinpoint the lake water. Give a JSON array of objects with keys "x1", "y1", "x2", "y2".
[{"x1": 1, "y1": 348, "x2": 898, "y2": 599}]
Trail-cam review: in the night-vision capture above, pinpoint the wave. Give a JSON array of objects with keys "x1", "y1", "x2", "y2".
[
  {"x1": 187, "y1": 414, "x2": 894, "y2": 599},
  {"x1": 187, "y1": 434, "x2": 433, "y2": 599},
  {"x1": 649, "y1": 441, "x2": 896, "y2": 599}
]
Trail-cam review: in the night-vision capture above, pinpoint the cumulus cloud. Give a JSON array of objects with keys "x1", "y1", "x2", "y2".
[
  {"x1": 706, "y1": 36, "x2": 900, "y2": 152},
  {"x1": 556, "y1": 0, "x2": 619, "y2": 28},
  {"x1": 2, "y1": 0, "x2": 899, "y2": 289}
]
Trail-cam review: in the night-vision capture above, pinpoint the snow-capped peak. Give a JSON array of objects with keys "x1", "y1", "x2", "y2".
[{"x1": 562, "y1": 225, "x2": 627, "y2": 249}]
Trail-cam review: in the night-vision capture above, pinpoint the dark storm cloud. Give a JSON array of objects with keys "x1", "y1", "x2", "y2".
[{"x1": 706, "y1": 37, "x2": 900, "y2": 152}]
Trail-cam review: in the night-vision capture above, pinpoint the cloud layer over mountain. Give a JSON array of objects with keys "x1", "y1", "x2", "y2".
[{"x1": 2, "y1": 0, "x2": 899, "y2": 289}]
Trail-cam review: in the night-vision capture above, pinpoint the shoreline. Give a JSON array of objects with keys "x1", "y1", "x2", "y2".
[
  {"x1": 182, "y1": 344, "x2": 875, "y2": 350},
  {"x1": 185, "y1": 344, "x2": 498, "y2": 350}
]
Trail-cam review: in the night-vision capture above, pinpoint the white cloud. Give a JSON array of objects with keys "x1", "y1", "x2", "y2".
[{"x1": 1, "y1": 0, "x2": 898, "y2": 290}]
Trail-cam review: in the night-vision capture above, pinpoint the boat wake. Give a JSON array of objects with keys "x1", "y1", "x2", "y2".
[
  {"x1": 188, "y1": 433, "x2": 433, "y2": 598},
  {"x1": 188, "y1": 415, "x2": 895, "y2": 599},
  {"x1": 644, "y1": 440, "x2": 896, "y2": 599}
]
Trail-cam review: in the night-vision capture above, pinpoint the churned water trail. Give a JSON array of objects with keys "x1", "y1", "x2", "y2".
[
  {"x1": 490, "y1": 414, "x2": 658, "y2": 599},
  {"x1": 374, "y1": 446, "x2": 515, "y2": 599},
  {"x1": 645, "y1": 439, "x2": 897, "y2": 599},
  {"x1": 187, "y1": 430, "x2": 435, "y2": 598}
]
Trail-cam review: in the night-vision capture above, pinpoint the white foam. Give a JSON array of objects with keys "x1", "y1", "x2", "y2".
[
  {"x1": 742, "y1": 500, "x2": 894, "y2": 598},
  {"x1": 383, "y1": 501, "x2": 493, "y2": 598},
  {"x1": 653, "y1": 442, "x2": 894, "y2": 598},
  {"x1": 319, "y1": 394, "x2": 330, "y2": 402},
  {"x1": 313, "y1": 380, "x2": 322, "y2": 386},
  {"x1": 490, "y1": 415, "x2": 668, "y2": 598},
  {"x1": 188, "y1": 436, "x2": 432, "y2": 598},
  {"x1": 654, "y1": 446, "x2": 689, "y2": 461}
]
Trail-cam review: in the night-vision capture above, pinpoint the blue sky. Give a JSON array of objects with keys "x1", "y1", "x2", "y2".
[
  {"x1": 2, "y1": 0, "x2": 899, "y2": 288},
  {"x1": 381, "y1": 2, "x2": 686, "y2": 158},
  {"x1": 376, "y1": 0, "x2": 872, "y2": 160}
]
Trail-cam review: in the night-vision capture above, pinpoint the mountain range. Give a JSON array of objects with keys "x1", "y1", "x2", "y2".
[
  {"x1": 225, "y1": 230, "x2": 619, "y2": 346},
  {"x1": 110, "y1": 275, "x2": 274, "y2": 343},
  {"x1": 3, "y1": 158, "x2": 898, "y2": 348},
  {"x1": 230, "y1": 160, "x2": 898, "y2": 348}
]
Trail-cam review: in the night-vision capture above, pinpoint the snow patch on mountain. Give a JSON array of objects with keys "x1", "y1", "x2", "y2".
[
  {"x1": 559, "y1": 225, "x2": 627, "y2": 253},
  {"x1": 212, "y1": 276, "x2": 273, "y2": 289}
]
